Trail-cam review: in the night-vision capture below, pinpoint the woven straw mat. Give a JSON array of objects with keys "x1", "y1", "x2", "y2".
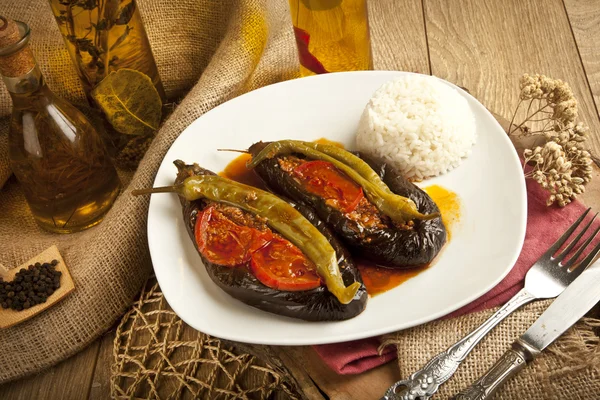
[{"x1": 111, "y1": 276, "x2": 301, "y2": 399}]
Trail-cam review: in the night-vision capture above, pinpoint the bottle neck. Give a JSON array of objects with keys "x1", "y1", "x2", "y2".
[{"x1": 2, "y1": 63, "x2": 44, "y2": 96}]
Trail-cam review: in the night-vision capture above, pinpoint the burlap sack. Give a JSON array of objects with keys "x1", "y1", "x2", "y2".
[
  {"x1": 0, "y1": 0, "x2": 297, "y2": 383},
  {"x1": 0, "y1": 118, "x2": 8, "y2": 188}
]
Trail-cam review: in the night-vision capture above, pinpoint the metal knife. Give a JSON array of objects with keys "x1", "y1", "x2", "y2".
[{"x1": 452, "y1": 259, "x2": 600, "y2": 400}]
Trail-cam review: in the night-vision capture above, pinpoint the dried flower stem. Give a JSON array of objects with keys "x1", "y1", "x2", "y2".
[
  {"x1": 508, "y1": 74, "x2": 593, "y2": 207},
  {"x1": 508, "y1": 101, "x2": 551, "y2": 135}
]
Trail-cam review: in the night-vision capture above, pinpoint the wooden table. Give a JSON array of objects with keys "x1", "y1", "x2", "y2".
[{"x1": 2, "y1": 0, "x2": 599, "y2": 398}]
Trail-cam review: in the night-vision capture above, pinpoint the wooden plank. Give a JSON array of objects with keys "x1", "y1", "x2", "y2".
[
  {"x1": 424, "y1": 0, "x2": 600, "y2": 157},
  {"x1": 282, "y1": 347, "x2": 398, "y2": 400},
  {"x1": 89, "y1": 331, "x2": 115, "y2": 400},
  {"x1": 368, "y1": 0, "x2": 430, "y2": 73},
  {"x1": 0, "y1": 340, "x2": 100, "y2": 400},
  {"x1": 271, "y1": 347, "x2": 327, "y2": 400},
  {"x1": 563, "y1": 0, "x2": 600, "y2": 157},
  {"x1": 230, "y1": 343, "x2": 325, "y2": 400}
]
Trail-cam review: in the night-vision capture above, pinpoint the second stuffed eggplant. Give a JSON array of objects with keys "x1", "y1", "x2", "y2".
[{"x1": 247, "y1": 140, "x2": 447, "y2": 268}]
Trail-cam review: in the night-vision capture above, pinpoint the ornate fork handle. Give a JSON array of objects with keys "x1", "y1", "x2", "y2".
[
  {"x1": 451, "y1": 339, "x2": 538, "y2": 399},
  {"x1": 382, "y1": 288, "x2": 536, "y2": 400}
]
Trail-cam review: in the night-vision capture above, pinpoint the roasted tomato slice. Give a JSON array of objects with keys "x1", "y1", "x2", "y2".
[
  {"x1": 250, "y1": 236, "x2": 321, "y2": 291},
  {"x1": 196, "y1": 205, "x2": 321, "y2": 291},
  {"x1": 293, "y1": 160, "x2": 364, "y2": 213},
  {"x1": 195, "y1": 206, "x2": 272, "y2": 266}
]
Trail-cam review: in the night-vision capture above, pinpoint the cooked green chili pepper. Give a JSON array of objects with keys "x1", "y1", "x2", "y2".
[
  {"x1": 133, "y1": 175, "x2": 360, "y2": 305},
  {"x1": 246, "y1": 140, "x2": 440, "y2": 223},
  {"x1": 292, "y1": 141, "x2": 394, "y2": 194}
]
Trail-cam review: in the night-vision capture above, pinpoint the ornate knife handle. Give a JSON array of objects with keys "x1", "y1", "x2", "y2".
[
  {"x1": 451, "y1": 339, "x2": 538, "y2": 400},
  {"x1": 381, "y1": 289, "x2": 535, "y2": 400}
]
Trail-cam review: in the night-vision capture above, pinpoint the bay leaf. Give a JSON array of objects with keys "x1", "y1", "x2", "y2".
[
  {"x1": 91, "y1": 69, "x2": 162, "y2": 136},
  {"x1": 104, "y1": 0, "x2": 120, "y2": 27},
  {"x1": 301, "y1": 0, "x2": 342, "y2": 11},
  {"x1": 115, "y1": 1, "x2": 136, "y2": 25}
]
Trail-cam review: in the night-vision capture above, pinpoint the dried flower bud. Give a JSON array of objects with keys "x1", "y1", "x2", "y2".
[
  {"x1": 511, "y1": 74, "x2": 591, "y2": 207},
  {"x1": 571, "y1": 177, "x2": 584, "y2": 184}
]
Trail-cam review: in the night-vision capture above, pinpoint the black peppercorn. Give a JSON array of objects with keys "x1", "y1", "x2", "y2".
[{"x1": 0, "y1": 260, "x2": 62, "y2": 312}]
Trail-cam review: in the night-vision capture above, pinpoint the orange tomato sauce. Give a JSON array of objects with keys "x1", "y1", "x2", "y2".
[
  {"x1": 220, "y1": 140, "x2": 462, "y2": 297},
  {"x1": 218, "y1": 152, "x2": 268, "y2": 190},
  {"x1": 359, "y1": 185, "x2": 461, "y2": 296}
]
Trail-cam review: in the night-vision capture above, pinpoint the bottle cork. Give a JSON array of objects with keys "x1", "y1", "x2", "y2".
[{"x1": 0, "y1": 16, "x2": 36, "y2": 78}]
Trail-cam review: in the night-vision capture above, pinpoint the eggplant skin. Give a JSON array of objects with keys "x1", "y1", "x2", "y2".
[
  {"x1": 173, "y1": 160, "x2": 367, "y2": 322},
  {"x1": 248, "y1": 143, "x2": 447, "y2": 268}
]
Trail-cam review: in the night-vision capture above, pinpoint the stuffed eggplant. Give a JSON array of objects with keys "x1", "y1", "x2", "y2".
[
  {"x1": 247, "y1": 140, "x2": 447, "y2": 268},
  {"x1": 134, "y1": 160, "x2": 367, "y2": 321}
]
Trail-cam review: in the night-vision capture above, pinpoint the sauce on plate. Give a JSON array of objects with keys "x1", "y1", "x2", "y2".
[
  {"x1": 359, "y1": 185, "x2": 461, "y2": 296},
  {"x1": 219, "y1": 152, "x2": 268, "y2": 190},
  {"x1": 313, "y1": 137, "x2": 345, "y2": 148}
]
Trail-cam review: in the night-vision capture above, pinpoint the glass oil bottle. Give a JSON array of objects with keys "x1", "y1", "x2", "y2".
[
  {"x1": 48, "y1": 0, "x2": 165, "y2": 101},
  {"x1": 288, "y1": 0, "x2": 373, "y2": 76},
  {"x1": 48, "y1": 0, "x2": 166, "y2": 167},
  {"x1": 0, "y1": 18, "x2": 121, "y2": 233}
]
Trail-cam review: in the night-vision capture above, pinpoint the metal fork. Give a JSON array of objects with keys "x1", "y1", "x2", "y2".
[{"x1": 382, "y1": 208, "x2": 600, "y2": 400}]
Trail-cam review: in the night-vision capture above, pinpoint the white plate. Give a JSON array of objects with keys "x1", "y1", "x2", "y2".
[{"x1": 147, "y1": 71, "x2": 527, "y2": 345}]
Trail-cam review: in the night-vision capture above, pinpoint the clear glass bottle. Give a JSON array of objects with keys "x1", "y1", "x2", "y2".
[
  {"x1": 288, "y1": 0, "x2": 373, "y2": 77},
  {"x1": 48, "y1": 0, "x2": 165, "y2": 101},
  {"x1": 48, "y1": 0, "x2": 166, "y2": 167},
  {"x1": 0, "y1": 19, "x2": 121, "y2": 233}
]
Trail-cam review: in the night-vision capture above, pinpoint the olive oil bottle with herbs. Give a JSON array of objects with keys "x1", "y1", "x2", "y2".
[
  {"x1": 48, "y1": 0, "x2": 165, "y2": 100},
  {"x1": 48, "y1": 0, "x2": 166, "y2": 166},
  {"x1": 0, "y1": 18, "x2": 120, "y2": 233}
]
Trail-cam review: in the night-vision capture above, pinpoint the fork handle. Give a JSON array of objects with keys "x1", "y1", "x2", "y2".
[
  {"x1": 381, "y1": 288, "x2": 535, "y2": 400},
  {"x1": 443, "y1": 288, "x2": 536, "y2": 362}
]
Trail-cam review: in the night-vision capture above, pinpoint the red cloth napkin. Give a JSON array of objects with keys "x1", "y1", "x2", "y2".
[{"x1": 314, "y1": 178, "x2": 596, "y2": 374}]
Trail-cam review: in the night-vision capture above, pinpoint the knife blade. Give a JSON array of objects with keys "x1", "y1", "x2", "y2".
[
  {"x1": 453, "y1": 259, "x2": 600, "y2": 400},
  {"x1": 520, "y1": 259, "x2": 600, "y2": 352}
]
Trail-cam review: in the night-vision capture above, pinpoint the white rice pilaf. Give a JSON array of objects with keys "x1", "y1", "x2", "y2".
[{"x1": 356, "y1": 75, "x2": 476, "y2": 180}]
